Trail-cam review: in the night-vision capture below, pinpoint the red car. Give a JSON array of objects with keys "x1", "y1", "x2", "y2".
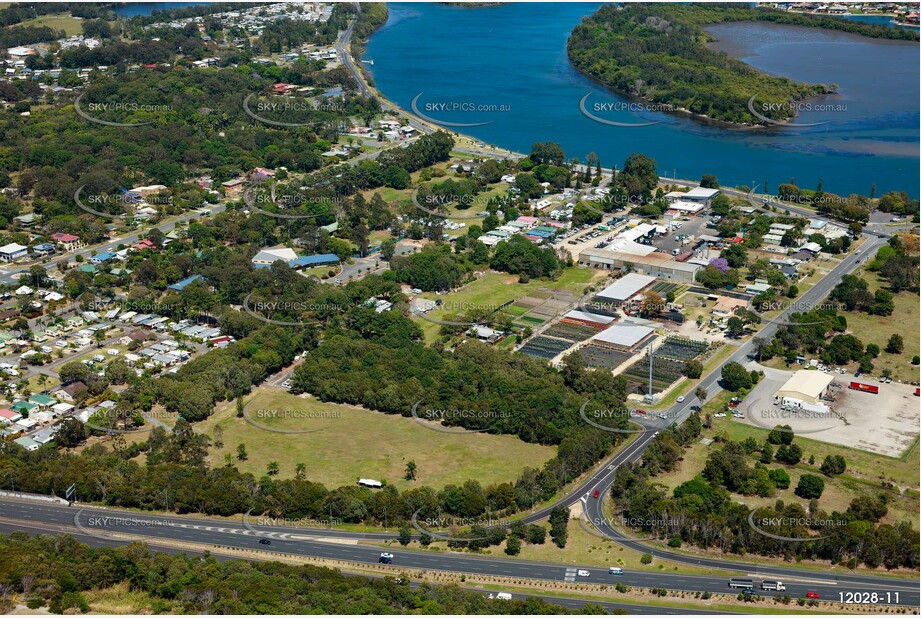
[
  {"x1": 592, "y1": 490, "x2": 601, "y2": 499},
  {"x1": 635, "y1": 409, "x2": 647, "y2": 415},
  {"x1": 806, "y1": 592, "x2": 820, "y2": 599}
]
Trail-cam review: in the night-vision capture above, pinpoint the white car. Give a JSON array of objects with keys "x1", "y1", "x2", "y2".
[
  {"x1": 577, "y1": 570, "x2": 591, "y2": 577},
  {"x1": 677, "y1": 396, "x2": 685, "y2": 403},
  {"x1": 5, "y1": 368, "x2": 19, "y2": 377}
]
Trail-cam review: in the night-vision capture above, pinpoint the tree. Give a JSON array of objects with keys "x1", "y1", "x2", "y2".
[
  {"x1": 380, "y1": 238, "x2": 396, "y2": 261},
  {"x1": 398, "y1": 527, "x2": 412, "y2": 546},
  {"x1": 820, "y1": 455, "x2": 846, "y2": 477},
  {"x1": 886, "y1": 334, "x2": 904, "y2": 354},
  {"x1": 640, "y1": 290, "x2": 664, "y2": 317},
  {"x1": 795, "y1": 474, "x2": 825, "y2": 499},
  {"x1": 548, "y1": 505, "x2": 569, "y2": 548},
  {"x1": 236, "y1": 443, "x2": 248, "y2": 461},
  {"x1": 700, "y1": 174, "x2": 720, "y2": 189},
  {"x1": 404, "y1": 460, "x2": 417, "y2": 481},
  {"x1": 726, "y1": 316, "x2": 745, "y2": 338},
  {"x1": 695, "y1": 386, "x2": 707, "y2": 403},
  {"x1": 760, "y1": 443, "x2": 773, "y2": 464},
  {"x1": 685, "y1": 360, "x2": 703, "y2": 379},
  {"x1": 768, "y1": 468, "x2": 790, "y2": 489},
  {"x1": 267, "y1": 461, "x2": 279, "y2": 476},
  {"x1": 721, "y1": 362, "x2": 752, "y2": 391},
  {"x1": 505, "y1": 534, "x2": 521, "y2": 556}
]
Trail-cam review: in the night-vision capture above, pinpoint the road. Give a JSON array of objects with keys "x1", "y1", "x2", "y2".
[{"x1": 0, "y1": 498, "x2": 916, "y2": 609}]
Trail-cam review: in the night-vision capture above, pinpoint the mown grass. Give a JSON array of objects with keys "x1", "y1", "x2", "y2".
[{"x1": 197, "y1": 387, "x2": 555, "y2": 491}]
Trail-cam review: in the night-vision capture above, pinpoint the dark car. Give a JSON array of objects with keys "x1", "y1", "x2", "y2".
[
  {"x1": 259, "y1": 539, "x2": 271, "y2": 545},
  {"x1": 379, "y1": 552, "x2": 394, "y2": 564},
  {"x1": 806, "y1": 592, "x2": 820, "y2": 599},
  {"x1": 592, "y1": 489, "x2": 600, "y2": 499}
]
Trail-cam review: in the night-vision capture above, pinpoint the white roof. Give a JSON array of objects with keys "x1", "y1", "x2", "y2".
[
  {"x1": 564, "y1": 310, "x2": 616, "y2": 326},
  {"x1": 0, "y1": 243, "x2": 27, "y2": 254},
  {"x1": 591, "y1": 323, "x2": 654, "y2": 348},
  {"x1": 684, "y1": 187, "x2": 720, "y2": 199},
  {"x1": 252, "y1": 247, "x2": 298, "y2": 263},
  {"x1": 777, "y1": 370, "x2": 834, "y2": 401},
  {"x1": 666, "y1": 201, "x2": 705, "y2": 213},
  {"x1": 597, "y1": 273, "x2": 657, "y2": 302}
]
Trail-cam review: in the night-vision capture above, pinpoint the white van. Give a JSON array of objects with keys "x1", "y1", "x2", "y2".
[{"x1": 495, "y1": 592, "x2": 512, "y2": 600}]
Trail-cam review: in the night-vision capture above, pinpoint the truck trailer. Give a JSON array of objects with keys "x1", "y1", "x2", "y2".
[{"x1": 849, "y1": 381, "x2": 879, "y2": 394}]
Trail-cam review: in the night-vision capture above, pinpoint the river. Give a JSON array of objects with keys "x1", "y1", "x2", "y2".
[{"x1": 364, "y1": 3, "x2": 919, "y2": 197}]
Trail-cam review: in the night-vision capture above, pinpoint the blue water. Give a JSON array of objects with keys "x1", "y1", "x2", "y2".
[
  {"x1": 114, "y1": 2, "x2": 210, "y2": 17},
  {"x1": 365, "y1": 3, "x2": 919, "y2": 197}
]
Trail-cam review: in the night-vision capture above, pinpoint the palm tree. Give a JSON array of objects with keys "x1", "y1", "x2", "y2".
[{"x1": 267, "y1": 461, "x2": 279, "y2": 476}]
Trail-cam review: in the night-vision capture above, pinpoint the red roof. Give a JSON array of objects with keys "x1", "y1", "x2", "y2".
[
  {"x1": 135, "y1": 239, "x2": 156, "y2": 250},
  {"x1": 52, "y1": 233, "x2": 80, "y2": 243},
  {"x1": 0, "y1": 408, "x2": 20, "y2": 420}
]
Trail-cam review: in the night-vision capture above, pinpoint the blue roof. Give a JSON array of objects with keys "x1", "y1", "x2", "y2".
[
  {"x1": 289, "y1": 253, "x2": 339, "y2": 267},
  {"x1": 527, "y1": 230, "x2": 553, "y2": 238},
  {"x1": 168, "y1": 274, "x2": 204, "y2": 291},
  {"x1": 95, "y1": 251, "x2": 115, "y2": 261}
]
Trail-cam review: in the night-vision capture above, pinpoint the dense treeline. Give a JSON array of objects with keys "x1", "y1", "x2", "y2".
[
  {"x1": 0, "y1": 535, "x2": 576, "y2": 614},
  {"x1": 568, "y1": 4, "x2": 916, "y2": 125},
  {"x1": 0, "y1": 2, "x2": 116, "y2": 26},
  {"x1": 611, "y1": 434, "x2": 919, "y2": 569}
]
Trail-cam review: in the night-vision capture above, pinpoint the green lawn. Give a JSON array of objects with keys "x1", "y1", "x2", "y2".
[
  {"x1": 197, "y1": 387, "x2": 555, "y2": 491},
  {"x1": 414, "y1": 267, "x2": 600, "y2": 342},
  {"x1": 20, "y1": 13, "x2": 86, "y2": 36}
]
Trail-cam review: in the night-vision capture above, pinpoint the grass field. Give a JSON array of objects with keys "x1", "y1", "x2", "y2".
[
  {"x1": 414, "y1": 267, "x2": 601, "y2": 342},
  {"x1": 19, "y1": 13, "x2": 85, "y2": 36},
  {"x1": 197, "y1": 387, "x2": 555, "y2": 490}
]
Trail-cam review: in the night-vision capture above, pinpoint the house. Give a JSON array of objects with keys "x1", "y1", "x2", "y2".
[
  {"x1": 10, "y1": 401, "x2": 37, "y2": 416},
  {"x1": 135, "y1": 239, "x2": 157, "y2": 251},
  {"x1": 54, "y1": 381, "x2": 87, "y2": 403},
  {"x1": 222, "y1": 178, "x2": 246, "y2": 195},
  {"x1": 51, "y1": 233, "x2": 83, "y2": 251},
  {"x1": 0, "y1": 408, "x2": 22, "y2": 424},
  {"x1": 29, "y1": 394, "x2": 56, "y2": 409},
  {"x1": 745, "y1": 279, "x2": 772, "y2": 295},
  {"x1": 13, "y1": 435, "x2": 39, "y2": 451},
  {"x1": 0, "y1": 243, "x2": 28, "y2": 262},
  {"x1": 32, "y1": 243, "x2": 55, "y2": 256},
  {"x1": 128, "y1": 184, "x2": 167, "y2": 199},
  {"x1": 91, "y1": 251, "x2": 117, "y2": 265},
  {"x1": 468, "y1": 325, "x2": 502, "y2": 343}
]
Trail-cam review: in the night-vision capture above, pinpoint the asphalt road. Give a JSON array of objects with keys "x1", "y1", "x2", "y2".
[{"x1": 0, "y1": 498, "x2": 916, "y2": 609}]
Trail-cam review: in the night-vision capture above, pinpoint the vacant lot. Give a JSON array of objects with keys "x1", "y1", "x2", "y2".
[
  {"x1": 197, "y1": 387, "x2": 555, "y2": 490},
  {"x1": 20, "y1": 13, "x2": 85, "y2": 36}
]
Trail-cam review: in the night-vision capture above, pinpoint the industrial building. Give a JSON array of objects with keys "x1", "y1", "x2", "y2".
[
  {"x1": 776, "y1": 370, "x2": 835, "y2": 405},
  {"x1": 579, "y1": 248, "x2": 701, "y2": 283},
  {"x1": 589, "y1": 323, "x2": 656, "y2": 352},
  {"x1": 595, "y1": 273, "x2": 657, "y2": 304}
]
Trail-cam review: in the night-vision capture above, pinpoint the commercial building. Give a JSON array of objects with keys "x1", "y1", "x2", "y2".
[
  {"x1": 776, "y1": 370, "x2": 835, "y2": 405},
  {"x1": 595, "y1": 273, "x2": 657, "y2": 303},
  {"x1": 252, "y1": 247, "x2": 298, "y2": 268},
  {"x1": 589, "y1": 323, "x2": 655, "y2": 352},
  {"x1": 579, "y1": 248, "x2": 701, "y2": 284}
]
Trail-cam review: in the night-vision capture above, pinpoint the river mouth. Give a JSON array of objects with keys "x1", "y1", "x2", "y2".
[{"x1": 365, "y1": 3, "x2": 919, "y2": 197}]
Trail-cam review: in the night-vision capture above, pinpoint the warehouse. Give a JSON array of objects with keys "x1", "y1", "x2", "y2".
[
  {"x1": 595, "y1": 273, "x2": 657, "y2": 303},
  {"x1": 579, "y1": 248, "x2": 701, "y2": 284},
  {"x1": 776, "y1": 370, "x2": 835, "y2": 405},
  {"x1": 589, "y1": 323, "x2": 655, "y2": 352}
]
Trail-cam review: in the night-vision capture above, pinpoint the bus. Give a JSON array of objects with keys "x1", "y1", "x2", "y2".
[{"x1": 728, "y1": 578, "x2": 756, "y2": 589}]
